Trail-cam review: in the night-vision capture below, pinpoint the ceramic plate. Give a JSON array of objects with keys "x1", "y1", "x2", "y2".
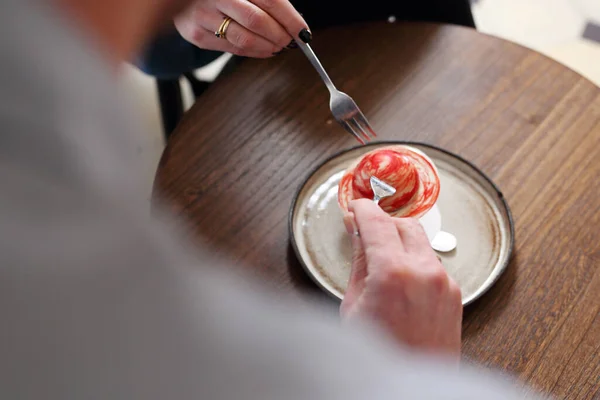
[{"x1": 289, "y1": 142, "x2": 514, "y2": 305}]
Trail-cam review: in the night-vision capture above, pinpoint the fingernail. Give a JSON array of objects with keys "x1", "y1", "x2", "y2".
[
  {"x1": 348, "y1": 199, "x2": 358, "y2": 212},
  {"x1": 343, "y1": 212, "x2": 358, "y2": 236},
  {"x1": 286, "y1": 40, "x2": 298, "y2": 49},
  {"x1": 298, "y1": 28, "x2": 312, "y2": 43}
]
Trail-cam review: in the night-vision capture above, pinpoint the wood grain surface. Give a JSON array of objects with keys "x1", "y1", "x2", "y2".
[{"x1": 153, "y1": 23, "x2": 600, "y2": 399}]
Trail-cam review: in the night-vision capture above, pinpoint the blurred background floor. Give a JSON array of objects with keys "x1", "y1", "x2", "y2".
[{"x1": 122, "y1": 0, "x2": 600, "y2": 200}]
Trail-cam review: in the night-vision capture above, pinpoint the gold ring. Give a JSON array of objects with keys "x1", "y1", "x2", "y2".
[{"x1": 215, "y1": 17, "x2": 233, "y2": 40}]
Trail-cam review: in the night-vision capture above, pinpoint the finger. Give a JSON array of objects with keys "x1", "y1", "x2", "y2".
[
  {"x1": 342, "y1": 212, "x2": 367, "y2": 311},
  {"x1": 174, "y1": 11, "x2": 244, "y2": 54},
  {"x1": 248, "y1": 0, "x2": 310, "y2": 42},
  {"x1": 223, "y1": 19, "x2": 283, "y2": 55},
  {"x1": 343, "y1": 211, "x2": 357, "y2": 236},
  {"x1": 442, "y1": 279, "x2": 463, "y2": 355},
  {"x1": 181, "y1": 11, "x2": 281, "y2": 56},
  {"x1": 217, "y1": 0, "x2": 292, "y2": 48},
  {"x1": 349, "y1": 199, "x2": 404, "y2": 269},
  {"x1": 182, "y1": 28, "x2": 276, "y2": 58},
  {"x1": 393, "y1": 218, "x2": 435, "y2": 255}
]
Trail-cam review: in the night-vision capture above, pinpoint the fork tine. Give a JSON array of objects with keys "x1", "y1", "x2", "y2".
[
  {"x1": 340, "y1": 120, "x2": 366, "y2": 144},
  {"x1": 354, "y1": 111, "x2": 377, "y2": 140},
  {"x1": 349, "y1": 118, "x2": 372, "y2": 143}
]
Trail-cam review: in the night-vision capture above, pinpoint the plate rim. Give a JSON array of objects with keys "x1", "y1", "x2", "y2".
[{"x1": 288, "y1": 140, "x2": 515, "y2": 306}]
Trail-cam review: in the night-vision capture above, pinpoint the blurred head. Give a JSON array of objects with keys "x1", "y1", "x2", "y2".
[{"x1": 54, "y1": 0, "x2": 196, "y2": 63}]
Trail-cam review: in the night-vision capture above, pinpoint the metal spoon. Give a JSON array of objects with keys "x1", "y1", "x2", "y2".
[{"x1": 370, "y1": 176, "x2": 396, "y2": 203}]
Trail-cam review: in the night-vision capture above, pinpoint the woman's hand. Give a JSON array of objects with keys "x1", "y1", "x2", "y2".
[
  {"x1": 342, "y1": 199, "x2": 463, "y2": 358},
  {"x1": 174, "y1": 0, "x2": 310, "y2": 58}
]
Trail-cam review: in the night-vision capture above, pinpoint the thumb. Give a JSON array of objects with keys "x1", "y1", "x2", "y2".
[{"x1": 341, "y1": 212, "x2": 367, "y2": 316}]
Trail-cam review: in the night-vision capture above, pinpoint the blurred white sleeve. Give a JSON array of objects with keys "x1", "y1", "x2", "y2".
[{"x1": 0, "y1": 163, "x2": 544, "y2": 400}]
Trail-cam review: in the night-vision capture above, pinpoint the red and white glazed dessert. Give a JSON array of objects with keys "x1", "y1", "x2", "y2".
[{"x1": 338, "y1": 145, "x2": 440, "y2": 218}]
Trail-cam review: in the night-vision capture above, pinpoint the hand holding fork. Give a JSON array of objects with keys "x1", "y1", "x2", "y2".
[{"x1": 296, "y1": 40, "x2": 376, "y2": 144}]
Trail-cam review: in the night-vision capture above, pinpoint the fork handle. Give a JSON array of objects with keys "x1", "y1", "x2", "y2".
[{"x1": 296, "y1": 40, "x2": 337, "y2": 94}]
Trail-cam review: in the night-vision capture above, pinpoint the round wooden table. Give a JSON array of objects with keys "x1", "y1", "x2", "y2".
[{"x1": 153, "y1": 23, "x2": 600, "y2": 399}]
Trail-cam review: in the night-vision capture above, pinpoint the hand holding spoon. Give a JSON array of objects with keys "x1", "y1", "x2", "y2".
[{"x1": 369, "y1": 176, "x2": 457, "y2": 252}]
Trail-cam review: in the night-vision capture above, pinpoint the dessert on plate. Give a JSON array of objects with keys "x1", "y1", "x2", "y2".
[{"x1": 338, "y1": 145, "x2": 440, "y2": 218}]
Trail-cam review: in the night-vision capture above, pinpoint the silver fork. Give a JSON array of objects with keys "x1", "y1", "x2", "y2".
[
  {"x1": 370, "y1": 176, "x2": 396, "y2": 203},
  {"x1": 296, "y1": 40, "x2": 376, "y2": 144}
]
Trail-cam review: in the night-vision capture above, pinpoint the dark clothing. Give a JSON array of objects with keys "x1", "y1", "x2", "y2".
[{"x1": 135, "y1": 0, "x2": 475, "y2": 78}]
